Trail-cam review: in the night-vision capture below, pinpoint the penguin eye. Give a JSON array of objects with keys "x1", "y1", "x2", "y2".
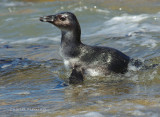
[{"x1": 59, "y1": 16, "x2": 66, "y2": 21}]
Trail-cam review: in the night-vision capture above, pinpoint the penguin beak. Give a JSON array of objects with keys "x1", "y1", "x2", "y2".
[{"x1": 39, "y1": 15, "x2": 55, "y2": 23}]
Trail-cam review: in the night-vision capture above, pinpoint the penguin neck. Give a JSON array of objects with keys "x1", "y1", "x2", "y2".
[{"x1": 61, "y1": 26, "x2": 81, "y2": 49}]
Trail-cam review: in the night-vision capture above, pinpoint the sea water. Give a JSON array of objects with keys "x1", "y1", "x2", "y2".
[{"x1": 0, "y1": 0, "x2": 160, "y2": 117}]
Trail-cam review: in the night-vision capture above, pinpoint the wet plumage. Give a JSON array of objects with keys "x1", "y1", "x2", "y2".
[{"x1": 40, "y1": 12, "x2": 130, "y2": 84}]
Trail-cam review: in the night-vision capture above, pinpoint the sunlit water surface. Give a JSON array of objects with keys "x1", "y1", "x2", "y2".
[{"x1": 0, "y1": 0, "x2": 160, "y2": 117}]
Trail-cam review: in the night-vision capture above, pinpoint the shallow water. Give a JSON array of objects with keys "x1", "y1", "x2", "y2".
[{"x1": 0, "y1": 0, "x2": 160, "y2": 117}]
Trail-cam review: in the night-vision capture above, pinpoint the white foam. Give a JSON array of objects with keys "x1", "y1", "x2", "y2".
[
  {"x1": 85, "y1": 13, "x2": 160, "y2": 50},
  {"x1": 71, "y1": 112, "x2": 104, "y2": 117},
  {"x1": 108, "y1": 14, "x2": 148, "y2": 23},
  {"x1": 96, "y1": 9, "x2": 110, "y2": 14},
  {"x1": 140, "y1": 39, "x2": 157, "y2": 48},
  {"x1": 12, "y1": 37, "x2": 41, "y2": 44},
  {"x1": 93, "y1": 14, "x2": 148, "y2": 37},
  {"x1": 0, "y1": 36, "x2": 60, "y2": 44},
  {"x1": 10, "y1": 36, "x2": 60, "y2": 44},
  {"x1": 141, "y1": 23, "x2": 160, "y2": 32},
  {"x1": 128, "y1": 110, "x2": 145, "y2": 116},
  {"x1": 1, "y1": 2, "x2": 33, "y2": 7},
  {"x1": 83, "y1": 112, "x2": 104, "y2": 117},
  {"x1": 115, "y1": 35, "x2": 158, "y2": 49},
  {"x1": 15, "y1": 91, "x2": 30, "y2": 95},
  {"x1": 128, "y1": 65, "x2": 141, "y2": 72},
  {"x1": 1, "y1": 64, "x2": 11, "y2": 69},
  {"x1": 0, "y1": 38, "x2": 7, "y2": 44},
  {"x1": 74, "y1": 7, "x2": 83, "y2": 12},
  {"x1": 5, "y1": 18, "x2": 14, "y2": 22}
]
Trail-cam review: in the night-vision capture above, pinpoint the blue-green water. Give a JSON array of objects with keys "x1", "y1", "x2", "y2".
[{"x1": 0, "y1": 0, "x2": 160, "y2": 117}]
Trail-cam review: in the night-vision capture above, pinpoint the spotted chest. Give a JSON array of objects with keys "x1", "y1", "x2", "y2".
[{"x1": 63, "y1": 58, "x2": 103, "y2": 76}]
